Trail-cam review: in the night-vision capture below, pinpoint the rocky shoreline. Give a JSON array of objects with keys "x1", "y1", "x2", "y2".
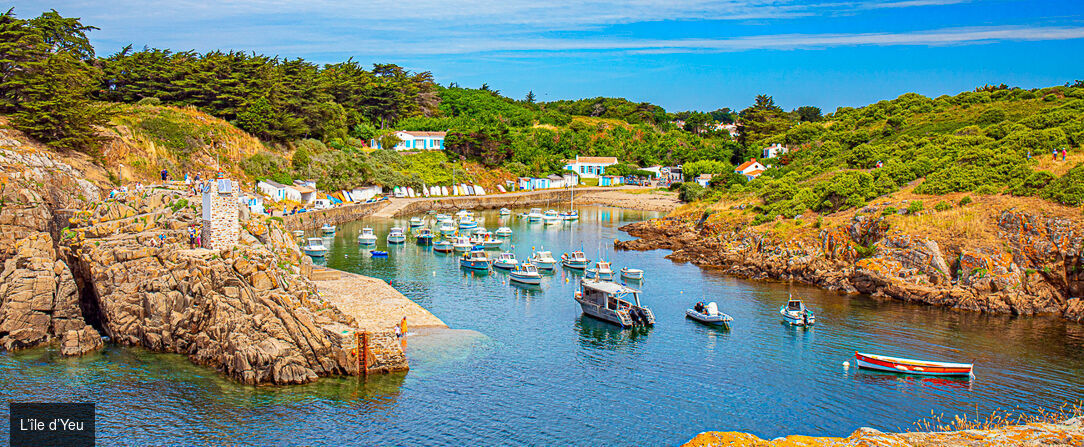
[{"x1": 616, "y1": 207, "x2": 1084, "y2": 322}]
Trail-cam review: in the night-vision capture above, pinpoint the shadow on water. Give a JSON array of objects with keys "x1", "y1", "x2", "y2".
[{"x1": 574, "y1": 316, "x2": 653, "y2": 350}]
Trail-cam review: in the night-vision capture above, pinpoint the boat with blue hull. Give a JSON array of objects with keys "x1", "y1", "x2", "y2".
[
  {"x1": 561, "y1": 251, "x2": 591, "y2": 269},
  {"x1": 415, "y1": 228, "x2": 435, "y2": 245},
  {"x1": 460, "y1": 249, "x2": 492, "y2": 271}
]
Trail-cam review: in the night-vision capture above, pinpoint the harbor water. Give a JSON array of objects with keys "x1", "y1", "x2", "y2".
[{"x1": 2, "y1": 206, "x2": 1083, "y2": 445}]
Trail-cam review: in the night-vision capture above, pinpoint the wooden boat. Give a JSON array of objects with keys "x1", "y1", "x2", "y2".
[
  {"x1": 509, "y1": 262, "x2": 542, "y2": 285},
  {"x1": 459, "y1": 249, "x2": 492, "y2": 271},
  {"x1": 529, "y1": 250, "x2": 557, "y2": 270},
  {"x1": 357, "y1": 227, "x2": 377, "y2": 245},
  {"x1": 574, "y1": 279, "x2": 654, "y2": 327},
  {"x1": 620, "y1": 267, "x2": 644, "y2": 280},
  {"x1": 527, "y1": 208, "x2": 543, "y2": 222},
  {"x1": 686, "y1": 301, "x2": 732, "y2": 328},
  {"x1": 415, "y1": 228, "x2": 435, "y2": 245},
  {"x1": 493, "y1": 252, "x2": 519, "y2": 270},
  {"x1": 387, "y1": 227, "x2": 407, "y2": 244},
  {"x1": 585, "y1": 261, "x2": 615, "y2": 281},
  {"x1": 409, "y1": 216, "x2": 424, "y2": 227},
  {"x1": 542, "y1": 210, "x2": 562, "y2": 225},
  {"x1": 302, "y1": 238, "x2": 328, "y2": 257},
  {"x1": 561, "y1": 251, "x2": 591, "y2": 269},
  {"x1": 320, "y1": 224, "x2": 336, "y2": 234},
  {"x1": 780, "y1": 299, "x2": 816, "y2": 326},
  {"x1": 495, "y1": 226, "x2": 513, "y2": 237},
  {"x1": 370, "y1": 250, "x2": 388, "y2": 258},
  {"x1": 433, "y1": 240, "x2": 453, "y2": 253},
  {"x1": 854, "y1": 352, "x2": 973, "y2": 377}
]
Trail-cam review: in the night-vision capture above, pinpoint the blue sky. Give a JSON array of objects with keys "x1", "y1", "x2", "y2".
[{"x1": 12, "y1": 0, "x2": 1084, "y2": 112}]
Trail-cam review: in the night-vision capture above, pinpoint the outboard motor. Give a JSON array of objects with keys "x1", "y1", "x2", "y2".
[
  {"x1": 802, "y1": 311, "x2": 809, "y2": 325},
  {"x1": 630, "y1": 308, "x2": 645, "y2": 325}
]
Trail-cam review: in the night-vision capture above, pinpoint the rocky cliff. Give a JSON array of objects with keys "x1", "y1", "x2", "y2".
[{"x1": 617, "y1": 204, "x2": 1084, "y2": 322}]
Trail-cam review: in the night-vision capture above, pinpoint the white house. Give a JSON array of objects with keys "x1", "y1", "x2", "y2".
[
  {"x1": 257, "y1": 180, "x2": 302, "y2": 203},
  {"x1": 713, "y1": 123, "x2": 740, "y2": 137},
  {"x1": 291, "y1": 181, "x2": 318, "y2": 204},
  {"x1": 349, "y1": 185, "x2": 383, "y2": 202},
  {"x1": 762, "y1": 143, "x2": 788, "y2": 159},
  {"x1": 735, "y1": 158, "x2": 767, "y2": 181},
  {"x1": 370, "y1": 131, "x2": 447, "y2": 151},
  {"x1": 547, "y1": 174, "x2": 567, "y2": 188},
  {"x1": 563, "y1": 156, "x2": 618, "y2": 178},
  {"x1": 641, "y1": 166, "x2": 664, "y2": 179},
  {"x1": 695, "y1": 174, "x2": 715, "y2": 187}
]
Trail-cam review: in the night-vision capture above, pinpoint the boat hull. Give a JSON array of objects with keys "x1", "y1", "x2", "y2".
[
  {"x1": 620, "y1": 269, "x2": 644, "y2": 280},
  {"x1": 854, "y1": 352, "x2": 973, "y2": 377},
  {"x1": 417, "y1": 236, "x2": 434, "y2": 245},
  {"x1": 387, "y1": 237, "x2": 406, "y2": 244},
  {"x1": 358, "y1": 237, "x2": 376, "y2": 245},
  {"x1": 459, "y1": 260, "x2": 491, "y2": 270},
  {"x1": 509, "y1": 273, "x2": 541, "y2": 284},
  {"x1": 532, "y1": 261, "x2": 556, "y2": 270},
  {"x1": 780, "y1": 308, "x2": 815, "y2": 326},
  {"x1": 562, "y1": 260, "x2": 589, "y2": 269},
  {"x1": 585, "y1": 270, "x2": 614, "y2": 281},
  {"x1": 433, "y1": 244, "x2": 453, "y2": 253},
  {"x1": 685, "y1": 309, "x2": 732, "y2": 327},
  {"x1": 303, "y1": 249, "x2": 327, "y2": 257},
  {"x1": 493, "y1": 261, "x2": 518, "y2": 270}
]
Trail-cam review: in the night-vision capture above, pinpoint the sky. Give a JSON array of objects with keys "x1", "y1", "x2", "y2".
[{"x1": 12, "y1": 0, "x2": 1084, "y2": 112}]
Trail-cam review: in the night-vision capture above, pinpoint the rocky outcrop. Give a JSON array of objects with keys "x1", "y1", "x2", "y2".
[{"x1": 618, "y1": 209, "x2": 1084, "y2": 321}]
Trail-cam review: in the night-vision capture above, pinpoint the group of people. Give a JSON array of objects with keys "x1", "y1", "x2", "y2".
[
  {"x1": 188, "y1": 225, "x2": 202, "y2": 249},
  {"x1": 1027, "y1": 148, "x2": 1071, "y2": 161}
]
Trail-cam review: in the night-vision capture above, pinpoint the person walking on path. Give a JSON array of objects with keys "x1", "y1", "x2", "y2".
[
  {"x1": 1027, "y1": 150, "x2": 1031, "y2": 160},
  {"x1": 1053, "y1": 148, "x2": 1058, "y2": 161},
  {"x1": 1063, "y1": 148, "x2": 1068, "y2": 161}
]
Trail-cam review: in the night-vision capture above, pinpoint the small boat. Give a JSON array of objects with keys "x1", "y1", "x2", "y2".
[
  {"x1": 435, "y1": 213, "x2": 450, "y2": 221},
  {"x1": 585, "y1": 261, "x2": 615, "y2": 281},
  {"x1": 620, "y1": 267, "x2": 644, "y2": 280},
  {"x1": 439, "y1": 220, "x2": 457, "y2": 235},
  {"x1": 542, "y1": 210, "x2": 562, "y2": 225},
  {"x1": 387, "y1": 227, "x2": 407, "y2": 244},
  {"x1": 358, "y1": 227, "x2": 377, "y2": 245},
  {"x1": 561, "y1": 251, "x2": 591, "y2": 269},
  {"x1": 499, "y1": 208, "x2": 511, "y2": 215},
  {"x1": 370, "y1": 250, "x2": 388, "y2": 258},
  {"x1": 459, "y1": 249, "x2": 492, "y2": 271},
  {"x1": 409, "y1": 216, "x2": 424, "y2": 227},
  {"x1": 320, "y1": 224, "x2": 336, "y2": 234},
  {"x1": 416, "y1": 228, "x2": 435, "y2": 245},
  {"x1": 452, "y1": 236, "x2": 474, "y2": 252},
  {"x1": 292, "y1": 230, "x2": 305, "y2": 238},
  {"x1": 780, "y1": 298, "x2": 816, "y2": 326},
  {"x1": 433, "y1": 240, "x2": 454, "y2": 253},
  {"x1": 560, "y1": 210, "x2": 579, "y2": 221},
  {"x1": 527, "y1": 208, "x2": 543, "y2": 222},
  {"x1": 458, "y1": 215, "x2": 478, "y2": 229},
  {"x1": 495, "y1": 226, "x2": 513, "y2": 237},
  {"x1": 509, "y1": 262, "x2": 542, "y2": 285},
  {"x1": 529, "y1": 250, "x2": 558, "y2": 270},
  {"x1": 455, "y1": 209, "x2": 472, "y2": 217},
  {"x1": 854, "y1": 352, "x2": 973, "y2": 377},
  {"x1": 493, "y1": 252, "x2": 519, "y2": 270},
  {"x1": 686, "y1": 301, "x2": 733, "y2": 328},
  {"x1": 574, "y1": 279, "x2": 654, "y2": 327},
  {"x1": 302, "y1": 238, "x2": 328, "y2": 257}
]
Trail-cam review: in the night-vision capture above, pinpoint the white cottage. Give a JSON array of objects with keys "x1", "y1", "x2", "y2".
[
  {"x1": 563, "y1": 156, "x2": 618, "y2": 178},
  {"x1": 257, "y1": 180, "x2": 301, "y2": 203},
  {"x1": 370, "y1": 131, "x2": 447, "y2": 151}
]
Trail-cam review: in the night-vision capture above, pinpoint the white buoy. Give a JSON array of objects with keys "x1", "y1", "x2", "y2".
[{"x1": 843, "y1": 361, "x2": 850, "y2": 370}]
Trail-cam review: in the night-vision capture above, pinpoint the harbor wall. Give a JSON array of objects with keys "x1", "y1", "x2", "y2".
[
  {"x1": 391, "y1": 190, "x2": 579, "y2": 216},
  {"x1": 283, "y1": 200, "x2": 390, "y2": 231}
]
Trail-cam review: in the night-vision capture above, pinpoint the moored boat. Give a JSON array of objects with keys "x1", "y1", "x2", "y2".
[
  {"x1": 357, "y1": 227, "x2": 377, "y2": 245},
  {"x1": 320, "y1": 224, "x2": 336, "y2": 234},
  {"x1": 409, "y1": 216, "x2": 424, "y2": 227},
  {"x1": 620, "y1": 267, "x2": 644, "y2": 280},
  {"x1": 585, "y1": 261, "x2": 615, "y2": 281},
  {"x1": 439, "y1": 220, "x2": 457, "y2": 235},
  {"x1": 574, "y1": 279, "x2": 654, "y2": 327},
  {"x1": 493, "y1": 252, "x2": 519, "y2": 269},
  {"x1": 854, "y1": 352, "x2": 974, "y2": 377},
  {"x1": 780, "y1": 299, "x2": 816, "y2": 326},
  {"x1": 387, "y1": 227, "x2": 407, "y2": 244},
  {"x1": 370, "y1": 250, "x2": 388, "y2": 258},
  {"x1": 458, "y1": 215, "x2": 478, "y2": 229},
  {"x1": 686, "y1": 301, "x2": 733, "y2": 328},
  {"x1": 561, "y1": 251, "x2": 591, "y2": 269},
  {"x1": 509, "y1": 262, "x2": 542, "y2": 285},
  {"x1": 527, "y1": 208, "x2": 543, "y2": 222},
  {"x1": 530, "y1": 250, "x2": 558, "y2": 270},
  {"x1": 560, "y1": 210, "x2": 579, "y2": 221},
  {"x1": 415, "y1": 228, "x2": 435, "y2": 245},
  {"x1": 499, "y1": 208, "x2": 511, "y2": 215},
  {"x1": 451, "y1": 236, "x2": 474, "y2": 252},
  {"x1": 542, "y1": 210, "x2": 561, "y2": 225},
  {"x1": 495, "y1": 226, "x2": 513, "y2": 237},
  {"x1": 459, "y1": 249, "x2": 492, "y2": 270},
  {"x1": 302, "y1": 238, "x2": 328, "y2": 257},
  {"x1": 433, "y1": 240, "x2": 454, "y2": 253}
]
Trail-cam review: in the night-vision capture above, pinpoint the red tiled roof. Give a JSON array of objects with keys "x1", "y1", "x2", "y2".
[
  {"x1": 574, "y1": 156, "x2": 618, "y2": 164},
  {"x1": 400, "y1": 131, "x2": 447, "y2": 137},
  {"x1": 744, "y1": 170, "x2": 764, "y2": 177},
  {"x1": 736, "y1": 159, "x2": 759, "y2": 171}
]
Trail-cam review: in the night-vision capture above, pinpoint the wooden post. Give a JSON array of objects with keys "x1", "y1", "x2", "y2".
[
  {"x1": 362, "y1": 331, "x2": 371, "y2": 376},
  {"x1": 355, "y1": 331, "x2": 362, "y2": 376}
]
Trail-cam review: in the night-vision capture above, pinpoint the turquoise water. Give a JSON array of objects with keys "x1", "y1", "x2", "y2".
[{"x1": 3, "y1": 206, "x2": 1084, "y2": 445}]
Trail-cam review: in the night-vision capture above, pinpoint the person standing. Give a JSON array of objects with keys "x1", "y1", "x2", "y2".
[
  {"x1": 1063, "y1": 148, "x2": 1068, "y2": 161},
  {"x1": 1053, "y1": 148, "x2": 1058, "y2": 161},
  {"x1": 1027, "y1": 150, "x2": 1031, "y2": 160},
  {"x1": 161, "y1": 168, "x2": 168, "y2": 181}
]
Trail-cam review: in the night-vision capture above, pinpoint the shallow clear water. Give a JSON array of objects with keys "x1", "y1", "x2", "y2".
[{"x1": 3, "y1": 206, "x2": 1084, "y2": 445}]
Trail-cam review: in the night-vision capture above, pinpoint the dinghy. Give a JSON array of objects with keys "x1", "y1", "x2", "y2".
[
  {"x1": 509, "y1": 263, "x2": 542, "y2": 285},
  {"x1": 357, "y1": 227, "x2": 377, "y2": 245},
  {"x1": 854, "y1": 352, "x2": 974, "y2": 377},
  {"x1": 780, "y1": 299, "x2": 816, "y2": 326},
  {"x1": 686, "y1": 301, "x2": 733, "y2": 328},
  {"x1": 370, "y1": 250, "x2": 388, "y2": 258},
  {"x1": 620, "y1": 267, "x2": 644, "y2": 280},
  {"x1": 433, "y1": 240, "x2": 454, "y2": 253}
]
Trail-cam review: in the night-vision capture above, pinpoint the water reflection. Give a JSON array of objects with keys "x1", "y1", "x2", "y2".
[
  {"x1": 574, "y1": 316, "x2": 653, "y2": 350},
  {"x1": 852, "y1": 370, "x2": 973, "y2": 391}
]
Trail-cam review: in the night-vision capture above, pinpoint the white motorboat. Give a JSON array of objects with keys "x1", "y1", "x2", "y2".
[
  {"x1": 620, "y1": 267, "x2": 644, "y2": 280},
  {"x1": 686, "y1": 301, "x2": 733, "y2": 328},
  {"x1": 495, "y1": 226, "x2": 513, "y2": 237},
  {"x1": 780, "y1": 298, "x2": 816, "y2": 326},
  {"x1": 415, "y1": 227, "x2": 435, "y2": 245},
  {"x1": 509, "y1": 263, "x2": 542, "y2": 285},
  {"x1": 302, "y1": 237, "x2": 328, "y2": 257},
  {"x1": 561, "y1": 251, "x2": 591, "y2": 269},
  {"x1": 357, "y1": 227, "x2": 377, "y2": 245},
  {"x1": 435, "y1": 213, "x2": 450, "y2": 221},
  {"x1": 529, "y1": 250, "x2": 558, "y2": 270},
  {"x1": 387, "y1": 227, "x2": 407, "y2": 244},
  {"x1": 320, "y1": 224, "x2": 336, "y2": 234},
  {"x1": 542, "y1": 210, "x2": 561, "y2": 225},
  {"x1": 499, "y1": 208, "x2": 512, "y2": 215},
  {"x1": 409, "y1": 216, "x2": 424, "y2": 227},
  {"x1": 493, "y1": 252, "x2": 519, "y2": 269},
  {"x1": 575, "y1": 279, "x2": 654, "y2": 327},
  {"x1": 527, "y1": 208, "x2": 543, "y2": 222},
  {"x1": 585, "y1": 261, "x2": 615, "y2": 281},
  {"x1": 451, "y1": 236, "x2": 474, "y2": 252},
  {"x1": 458, "y1": 215, "x2": 478, "y2": 229},
  {"x1": 438, "y1": 220, "x2": 457, "y2": 235},
  {"x1": 433, "y1": 240, "x2": 454, "y2": 253},
  {"x1": 292, "y1": 230, "x2": 305, "y2": 238},
  {"x1": 560, "y1": 210, "x2": 579, "y2": 221}
]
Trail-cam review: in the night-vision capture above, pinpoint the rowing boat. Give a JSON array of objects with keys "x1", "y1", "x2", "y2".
[{"x1": 854, "y1": 352, "x2": 973, "y2": 377}]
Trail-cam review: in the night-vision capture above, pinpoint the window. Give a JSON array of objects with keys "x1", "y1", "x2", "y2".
[{"x1": 415, "y1": 139, "x2": 423, "y2": 149}]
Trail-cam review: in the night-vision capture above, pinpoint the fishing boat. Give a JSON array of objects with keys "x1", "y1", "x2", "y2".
[
  {"x1": 458, "y1": 215, "x2": 478, "y2": 230},
  {"x1": 493, "y1": 252, "x2": 519, "y2": 269},
  {"x1": 409, "y1": 216, "x2": 424, "y2": 227},
  {"x1": 854, "y1": 352, "x2": 974, "y2": 377},
  {"x1": 292, "y1": 230, "x2": 305, "y2": 238},
  {"x1": 574, "y1": 279, "x2": 654, "y2": 327},
  {"x1": 459, "y1": 249, "x2": 492, "y2": 271},
  {"x1": 320, "y1": 224, "x2": 336, "y2": 234},
  {"x1": 451, "y1": 236, "x2": 474, "y2": 252},
  {"x1": 561, "y1": 251, "x2": 591, "y2": 269},
  {"x1": 415, "y1": 228, "x2": 435, "y2": 245},
  {"x1": 387, "y1": 227, "x2": 407, "y2": 244},
  {"x1": 370, "y1": 250, "x2": 388, "y2": 258},
  {"x1": 780, "y1": 298, "x2": 816, "y2": 326},
  {"x1": 455, "y1": 209, "x2": 472, "y2": 217},
  {"x1": 499, "y1": 208, "x2": 512, "y2": 215},
  {"x1": 560, "y1": 210, "x2": 579, "y2": 221},
  {"x1": 527, "y1": 208, "x2": 543, "y2": 222},
  {"x1": 585, "y1": 261, "x2": 615, "y2": 281},
  {"x1": 509, "y1": 263, "x2": 542, "y2": 285},
  {"x1": 542, "y1": 210, "x2": 562, "y2": 225},
  {"x1": 433, "y1": 240, "x2": 454, "y2": 253},
  {"x1": 302, "y1": 238, "x2": 328, "y2": 257},
  {"x1": 686, "y1": 301, "x2": 733, "y2": 328},
  {"x1": 435, "y1": 213, "x2": 450, "y2": 221},
  {"x1": 620, "y1": 267, "x2": 644, "y2": 281},
  {"x1": 529, "y1": 250, "x2": 558, "y2": 270},
  {"x1": 438, "y1": 220, "x2": 457, "y2": 235},
  {"x1": 357, "y1": 228, "x2": 377, "y2": 245},
  {"x1": 495, "y1": 226, "x2": 513, "y2": 237}
]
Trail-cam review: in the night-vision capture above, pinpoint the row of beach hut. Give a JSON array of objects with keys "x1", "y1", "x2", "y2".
[{"x1": 393, "y1": 184, "x2": 488, "y2": 198}]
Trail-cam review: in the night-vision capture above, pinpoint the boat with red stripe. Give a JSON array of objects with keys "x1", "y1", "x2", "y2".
[{"x1": 854, "y1": 352, "x2": 973, "y2": 377}]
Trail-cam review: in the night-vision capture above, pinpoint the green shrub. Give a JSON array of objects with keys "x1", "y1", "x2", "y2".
[
  {"x1": 975, "y1": 184, "x2": 999, "y2": 195},
  {"x1": 881, "y1": 206, "x2": 897, "y2": 216},
  {"x1": 934, "y1": 201, "x2": 952, "y2": 211},
  {"x1": 170, "y1": 198, "x2": 188, "y2": 213},
  {"x1": 907, "y1": 201, "x2": 924, "y2": 213},
  {"x1": 959, "y1": 196, "x2": 973, "y2": 206},
  {"x1": 136, "y1": 97, "x2": 161, "y2": 106},
  {"x1": 678, "y1": 183, "x2": 705, "y2": 202}
]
